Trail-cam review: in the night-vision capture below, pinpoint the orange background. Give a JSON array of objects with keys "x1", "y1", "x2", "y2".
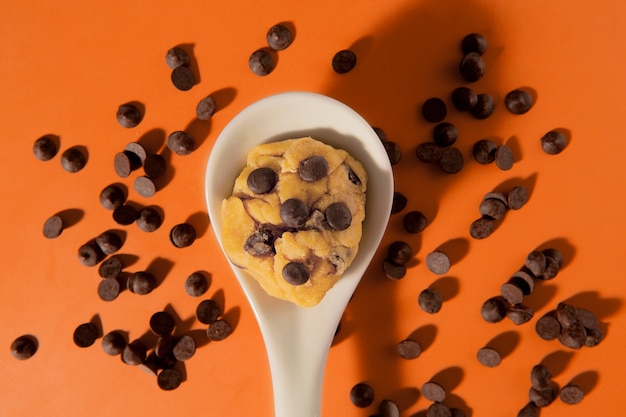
[{"x1": 1, "y1": 1, "x2": 625, "y2": 416}]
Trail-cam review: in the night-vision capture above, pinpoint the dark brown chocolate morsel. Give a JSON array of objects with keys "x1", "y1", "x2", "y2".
[
  {"x1": 556, "y1": 302, "x2": 579, "y2": 327},
  {"x1": 100, "y1": 184, "x2": 126, "y2": 211},
  {"x1": 326, "y1": 202, "x2": 352, "y2": 230},
  {"x1": 60, "y1": 147, "x2": 87, "y2": 173},
  {"x1": 403, "y1": 210, "x2": 428, "y2": 233},
  {"x1": 173, "y1": 335, "x2": 196, "y2": 361},
  {"x1": 512, "y1": 269, "x2": 536, "y2": 294},
  {"x1": 196, "y1": 299, "x2": 222, "y2": 325},
  {"x1": 427, "y1": 402, "x2": 452, "y2": 417},
  {"x1": 122, "y1": 340, "x2": 147, "y2": 365},
  {"x1": 248, "y1": 167, "x2": 278, "y2": 193},
  {"x1": 116, "y1": 103, "x2": 143, "y2": 128},
  {"x1": 505, "y1": 89, "x2": 534, "y2": 114},
  {"x1": 171, "y1": 65, "x2": 195, "y2": 90},
  {"x1": 43, "y1": 215, "x2": 63, "y2": 239},
  {"x1": 501, "y1": 281, "x2": 525, "y2": 305},
  {"x1": 143, "y1": 154, "x2": 166, "y2": 179},
  {"x1": 196, "y1": 95, "x2": 216, "y2": 120},
  {"x1": 280, "y1": 198, "x2": 310, "y2": 228},
  {"x1": 127, "y1": 271, "x2": 156, "y2": 295},
  {"x1": 387, "y1": 241, "x2": 412, "y2": 266},
  {"x1": 558, "y1": 322, "x2": 587, "y2": 349},
  {"x1": 249, "y1": 48, "x2": 276, "y2": 76},
  {"x1": 150, "y1": 311, "x2": 175, "y2": 336},
  {"x1": 459, "y1": 52, "x2": 485, "y2": 82},
  {"x1": 439, "y1": 146, "x2": 464, "y2": 174},
  {"x1": 350, "y1": 382, "x2": 375, "y2": 407},
  {"x1": 98, "y1": 256, "x2": 123, "y2": 279},
  {"x1": 157, "y1": 368, "x2": 183, "y2": 390},
  {"x1": 471, "y1": 93, "x2": 496, "y2": 119},
  {"x1": 185, "y1": 271, "x2": 209, "y2": 297},
  {"x1": 207, "y1": 319, "x2": 232, "y2": 341},
  {"x1": 425, "y1": 251, "x2": 450, "y2": 275},
  {"x1": 495, "y1": 145, "x2": 514, "y2": 170},
  {"x1": 421, "y1": 381, "x2": 446, "y2": 402},
  {"x1": 97, "y1": 278, "x2": 121, "y2": 301},
  {"x1": 416, "y1": 141, "x2": 443, "y2": 163},
  {"x1": 384, "y1": 141, "x2": 402, "y2": 165},
  {"x1": 479, "y1": 198, "x2": 507, "y2": 220},
  {"x1": 113, "y1": 205, "x2": 138, "y2": 226},
  {"x1": 540, "y1": 255, "x2": 561, "y2": 280},
  {"x1": 391, "y1": 192, "x2": 408, "y2": 214},
  {"x1": 382, "y1": 260, "x2": 406, "y2": 280},
  {"x1": 470, "y1": 217, "x2": 495, "y2": 239},
  {"x1": 525, "y1": 250, "x2": 546, "y2": 277},
  {"x1": 476, "y1": 346, "x2": 501, "y2": 367},
  {"x1": 165, "y1": 47, "x2": 190, "y2": 69},
  {"x1": 508, "y1": 185, "x2": 529, "y2": 210},
  {"x1": 332, "y1": 49, "x2": 357, "y2": 74},
  {"x1": 418, "y1": 288, "x2": 443, "y2": 314},
  {"x1": 136, "y1": 207, "x2": 163, "y2": 232},
  {"x1": 421, "y1": 97, "x2": 447, "y2": 123},
  {"x1": 170, "y1": 223, "x2": 197, "y2": 248},
  {"x1": 535, "y1": 311, "x2": 562, "y2": 340},
  {"x1": 155, "y1": 335, "x2": 175, "y2": 358},
  {"x1": 379, "y1": 399, "x2": 400, "y2": 417},
  {"x1": 372, "y1": 126, "x2": 387, "y2": 142},
  {"x1": 167, "y1": 131, "x2": 195, "y2": 156},
  {"x1": 450, "y1": 408, "x2": 467, "y2": 417},
  {"x1": 33, "y1": 135, "x2": 58, "y2": 161},
  {"x1": 396, "y1": 339, "x2": 422, "y2": 359},
  {"x1": 95, "y1": 230, "x2": 123, "y2": 255},
  {"x1": 125, "y1": 142, "x2": 147, "y2": 163},
  {"x1": 576, "y1": 308, "x2": 600, "y2": 330},
  {"x1": 559, "y1": 384, "x2": 584, "y2": 404},
  {"x1": 113, "y1": 152, "x2": 136, "y2": 179},
  {"x1": 433, "y1": 122, "x2": 458, "y2": 147},
  {"x1": 266, "y1": 24, "x2": 293, "y2": 51},
  {"x1": 481, "y1": 296, "x2": 507, "y2": 323},
  {"x1": 78, "y1": 241, "x2": 105, "y2": 267},
  {"x1": 462, "y1": 33, "x2": 487, "y2": 55},
  {"x1": 282, "y1": 261, "x2": 310, "y2": 285},
  {"x1": 73, "y1": 322, "x2": 100, "y2": 348},
  {"x1": 134, "y1": 176, "x2": 156, "y2": 198},
  {"x1": 472, "y1": 139, "x2": 497, "y2": 164},
  {"x1": 101, "y1": 331, "x2": 126, "y2": 356},
  {"x1": 507, "y1": 304, "x2": 534, "y2": 325},
  {"x1": 451, "y1": 86, "x2": 478, "y2": 111},
  {"x1": 10, "y1": 335, "x2": 38, "y2": 360},
  {"x1": 529, "y1": 384, "x2": 557, "y2": 408},
  {"x1": 584, "y1": 327, "x2": 604, "y2": 347},
  {"x1": 517, "y1": 403, "x2": 539, "y2": 417},
  {"x1": 541, "y1": 130, "x2": 567, "y2": 155},
  {"x1": 530, "y1": 364, "x2": 552, "y2": 390}
]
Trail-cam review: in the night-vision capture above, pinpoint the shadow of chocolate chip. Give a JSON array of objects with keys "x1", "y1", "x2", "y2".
[
  {"x1": 184, "y1": 117, "x2": 212, "y2": 151},
  {"x1": 505, "y1": 135, "x2": 523, "y2": 162},
  {"x1": 114, "y1": 253, "x2": 139, "y2": 269},
  {"x1": 390, "y1": 386, "x2": 420, "y2": 412},
  {"x1": 210, "y1": 86, "x2": 237, "y2": 112},
  {"x1": 55, "y1": 208, "x2": 84, "y2": 229},
  {"x1": 223, "y1": 306, "x2": 241, "y2": 333},
  {"x1": 89, "y1": 314, "x2": 104, "y2": 338},
  {"x1": 188, "y1": 328, "x2": 211, "y2": 349},
  {"x1": 541, "y1": 350, "x2": 575, "y2": 377},
  {"x1": 561, "y1": 291, "x2": 623, "y2": 321},
  {"x1": 137, "y1": 128, "x2": 167, "y2": 154},
  {"x1": 429, "y1": 276, "x2": 459, "y2": 302},
  {"x1": 145, "y1": 257, "x2": 174, "y2": 288},
  {"x1": 430, "y1": 365, "x2": 464, "y2": 391},
  {"x1": 408, "y1": 324, "x2": 437, "y2": 352},
  {"x1": 524, "y1": 283, "x2": 558, "y2": 312},
  {"x1": 436, "y1": 237, "x2": 470, "y2": 266},
  {"x1": 185, "y1": 211, "x2": 210, "y2": 238},
  {"x1": 175, "y1": 43, "x2": 199, "y2": 85},
  {"x1": 568, "y1": 370, "x2": 599, "y2": 396},
  {"x1": 151, "y1": 148, "x2": 175, "y2": 191},
  {"x1": 485, "y1": 330, "x2": 519, "y2": 359}
]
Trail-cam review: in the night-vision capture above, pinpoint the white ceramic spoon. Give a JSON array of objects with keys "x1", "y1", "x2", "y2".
[{"x1": 205, "y1": 91, "x2": 393, "y2": 417}]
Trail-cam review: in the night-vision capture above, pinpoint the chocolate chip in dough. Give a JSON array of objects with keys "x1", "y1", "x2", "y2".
[
  {"x1": 247, "y1": 167, "x2": 277, "y2": 193},
  {"x1": 150, "y1": 311, "x2": 175, "y2": 336},
  {"x1": 266, "y1": 24, "x2": 293, "y2": 51},
  {"x1": 332, "y1": 49, "x2": 357, "y2": 73},
  {"x1": 172, "y1": 335, "x2": 196, "y2": 361},
  {"x1": 127, "y1": 271, "x2": 156, "y2": 295},
  {"x1": 418, "y1": 288, "x2": 443, "y2": 314},
  {"x1": 282, "y1": 261, "x2": 310, "y2": 285},
  {"x1": 459, "y1": 52, "x2": 485, "y2": 82},
  {"x1": 384, "y1": 141, "x2": 402, "y2": 165},
  {"x1": 541, "y1": 130, "x2": 567, "y2": 155},
  {"x1": 422, "y1": 381, "x2": 446, "y2": 402},
  {"x1": 101, "y1": 331, "x2": 126, "y2": 356},
  {"x1": 207, "y1": 319, "x2": 232, "y2": 341},
  {"x1": 481, "y1": 296, "x2": 507, "y2": 323},
  {"x1": 165, "y1": 47, "x2": 190, "y2": 69},
  {"x1": 470, "y1": 217, "x2": 495, "y2": 239},
  {"x1": 113, "y1": 204, "x2": 138, "y2": 225},
  {"x1": 61, "y1": 147, "x2": 87, "y2": 173},
  {"x1": 494, "y1": 144, "x2": 514, "y2": 170},
  {"x1": 249, "y1": 48, "x2": 276, "y2": 76},
  {"x1": 530, "y1": 364, "x2": 552, "y2": 390},
  {"x1": 387, "y1": 241, "x2": 412, "y2": 265},
  {"x1": 171, "y1": 66, "x2": 195, "y2": 91},
  {"x1": 157, "y1": 368, "x2": 183, "y2": 390},
  {"x1": 10, "y1": 335, "x2": 38, "y2": 360},
  {"x1": 433, "y1": 122, "x2": 458, "y2": 147},
  {"x1": 439, "y1": 147, "x2": 464, "y2": 174},
  {"x1": 350, "y1": 382, "x2": 375, "y2": 407},
  {"x1": 416, "y1": 141, "x2": 443, "y2": 163},
  {"x1": 559, "y1": 384, "x2": 584, "y2": 404},
  {"x1": 403, "y1": 210, "x2": 428, "y2": 233},
  {"x1": 245, "y1": 227, "x2": 275, "y2": 256},
  {"x1": 396, "y1": 339, "x2": 422, "y2": 359},
  {"x1": 98, "y1": 278, "x2": 121, "y2": 301},
  {"x1": 185, "y1": 271, "x2": 208, "y2": 297},
  {"x1": 43, "y1": 214, "x2": 63, "y2": 239},
  {"x1": 122, "y1": 340, "x2": 147, "y2": 365},
  {"x1": 33, "y1": 135, "x2": 58, "y2": 161},
  {"x1": 471, "y1": 93, "x2": 495, "y2": 119},
  {"x1": 196, "y1": 299, "x2": 222, "y2": 325},
  {"x1": 73, "y1": 322, "x2": 100, "y2": 348},
  {"x1": 476, "y1": 346, "x2": 501, "y2": 367},
  {"x1": 299, "y1": 156, "x2": 328, "y2": 182},
  {"x1": 170, "y1": 223, "x2": 196, "y2": 248},
  {"x1": 422, "y1": 97, "x2": 447, "y2": 123},
  {"x1": 451, "y1": 86, "x2": 478, "y2": 111},
  {"x1": 461, "y1": 33, "x2": 487, "y2": 55},
  {"x1": 100, "y1": 184, "x2": 126, "y2": 211},
  {"x1": 535, "y1": 311, "x2": 562, "y2": 340},
  {"x1": 167, "y1": 130, "x2": 195, "y2": 156},
  {"x1": 196, "y1": 95, "x2": 216, "y2": 120},
  {"x1": 425, "y1": 251, "x2": 451, "y2": 275},
  {"x1": 505, "y1": 89, "x2": 534, "y2": 114},
  {"x1": 326, "y1": 202, "x2": 352, "y2": 230},
  {"x1": 116, "y1": 103, "x2": 143, "y2": 128},
  {"x1": 136, "y1": 207, "x2": 163, "y2": 232},
  {"x1": 472, "y1": 139, "x2": 497, "y2": 164},
  {"x1": 280, "y1": 198, "x2": 310, "y2": 228},
  {"x1": 508, "y1": 185, "x2": 529, "y2": 209}
]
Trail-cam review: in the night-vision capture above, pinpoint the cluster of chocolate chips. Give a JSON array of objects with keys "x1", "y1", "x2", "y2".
[
  {"x1": 166, "y1": 47, "x2": 196, "y2": 91},
  {"x1": 469, "y1": 185, "x2": 529, "y2": 239},
  {"x1": 33, "y1": 134, "x2": 87, "y2": 173},
  {"x1": 248, "y1": 23, "x2": 294, "y2": 76},
  {"x1": 535, "y1": 302, "x2": 604, "y2": 349}
]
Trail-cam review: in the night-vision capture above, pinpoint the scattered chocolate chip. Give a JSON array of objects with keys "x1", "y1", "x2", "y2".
[
  {"x1": 196, "y1": 95, "x2": 216, "y2": 120},
  {"x1": 507, "y1": 304, "x2": 534, "y2": 325},
  {"x1": 427, "y1": 402, "x2": 452, "y2": 417},
  {"x1": 249, "y1": 49, "x2": 276, "y2": 76},
  {"x1": 165, "y1": 47, "x2": 190, "y2": 69},
  {"x1": 207, "y1": 319, "x2": 232, "y2": 341},
  {"x1": 558, "y1": 322, "x2": 587, "y2": 349},
  {"x1": 155, "y1": 335, "x2": 175, "y2": 358},
  {"x1": 556, "y1": 302, "x2": 578, "y2": 327},
  {"x1": 501, "y1": 280, "x2": 525, "y2": 305},
  {"x1": 512, "y1": 269, "x2": 536, "y2": 294},
  {"x1": 114, "y1": 152, "x2": 133, "y2": 178},
  {"x1": 508, "y1": 185, "x2": 529, "y2": 209},
  {"x1": 403, "y1": 210, "x2": 428, "y2": 233},
  {"x1": 541, "y1": 130, "x2": 567, "y2": 155},
  {"x1": 100, "y1": 184, "x2": 126, "y2": 210},
  {"x1": 98, "y1": 256, "x2": 123, "y2": 279},
  {"x1": 472, "y1": 139, "x2": 497, "y2": 164},
  {"x1": 136, "y1": 207, "x2": 163, "y2": 232},
  {"x1": 476, "y1": 346, "x2": 501, "y2": 367},
  {"x1": 439, "y1": 147, "x2": 464, "y2": 174},
  {"x1": 97, "y1": 278, "x2": 120, "y2": 301},
  {"x1": 101, "y1": 331, "x2": 126, "y2": 355},
  {"x1": 266, "y1": 24, "x2": 293, "y2": 50},
  {"x1": 469, "y1": 217, "x2": 495, "y2": 239},
  {"x1": 33, "y1": 135, "x2": 58, "y2": 161},
  {"x1": 125, "y1": 142, "x2": 147, "y2": 164},
  {"x1": 535, "y1": 311, "x2": 562, "y2": 340},
  {"x1": 113, "y1": 204, "x2": 138, "y2": 225},
  {"x1": 418, "y1": 288, "x2": 443, "y2": 314},
  {"x1": 584, "y1": 327, "x2": 604, "y2": 347},
  {"x1": 505, "y1": 89, "x2": 533, "y2": 114},
  {"x1": 451, "y1": 86, "x2": 478, "y2": 111},
  {"x1": 396, "y1": 339, "x2": 422, "y2": 359},
  {"x1": 384, "y1": 141, "x2": 402, "y2": 165},
  {"x1": 196, "y1": 299, "x2": 222, "y2": 325},
  {"x1": 559, "y1": 384, "x2": 584, "y2": 404},
  {"x1": 149, "y1": 311, "x2": 175, "y2": 336},
  {"x1": 167, "y1": 130, "x2": 195, "y2": 156},
  {"x1": 459, "y1": 52, "x2": 485, "y2": 82},
  {"x1": 471, "y1": 93, "x2": 495, "y2": 119},
  {"x1": 143, "y1": 154, "x2": 166, "y2": 179},
  {"x1": 576, "y1": 308, "x2": 600, "y2": 330},
  {"x1": 433, "y1": 122, "x2": 458, "y2": 147},
  {"x1": 326, "y1": 202, "x2": 352, "y2": 230},
  {"x1": 61, "y1": 147, "x2": 87, "y2": 173},
  {"x1": 387, "y1": 241, "x2": 412, "y2": 265},
  {"x1": 542, "y1": 248, "x2": 563, "y2": 269},
  {"x1": 43, "y1": 214, "x2": 63, "y2": 239},
  {"x1": 170, "y1": 223, "x2": 196, "y2": 248},
  {"x1": 422, "y1": 381, "x2": 446, "y2": 402},
  {"x1": 123, "y1": 340, "x2": 147, "y2": 365},
  {"x1": 416, "y1": 141, "x2": 443, "y2": 163},
  {"x1": 528, "y1": 384, "x2": 557, "y2": 408},
  {"x1": 530, "y1": 364, "x2": 552, "y2": 390},
  {"x1": 461, "y1": 33, "x2": 487, "y2": 55},
  {"x1": 517, "y1": 402, "x2": 539, "y2": 417},
  {"x1": 425, "y1": 251, "x2": 451, "y2": 275},
  {"x1": 382, "y1": 259, "x2": 406, "y2": 280},
  {"x1": 10, "y1": 335, "x2": 38, "y2": 360},
  {"x1": 247, "y1": 167, "x2": 278, "y2": 193},
  {"x1": 127, "y1": 271, "x2": 156, "y2": 295},
  {"x1": 525, "y1": 250, "x2": 546, "y2": 277},
  {"x1": 185, "y1": 271, "x2": 208, "y2": 297},
  {"x1": 171, "y1": 66, "x2": 195, "y2": 91},
  {"x1": 372, "y1": 126, "x2": 387, "y2": 142},
  {"x1": 116, "y1": 103, "x2": 143, "y2": 128},
  {"x1": 350, "y1": 382, "x2": 375, "y2": 407},
  {"x1": 540, "y1": 255, "x2": 561, "y2": 280},
  {"x1": 95, "y1": 230, "x2": 123, "y2": 255},
  {"x1": 379, "y1": 399, "x2": 401, "y2": 417},
  {"x1": 299, "y1": 156, "x2": 328, "y2": 182},
  {"x1": 282, "y1": 261, "x2": 310, "y2": 285},
  {"x1": 332, "y1": 49, "x2": 357, "y2": 73},
  {"x1": 78, "y1": 241, "x2": 105, "y2": 266},
  {"x1": 173, "y1": 335, "x2": 196, "y2": 361},
  {"x1": 157, "y1": 368, "x2": 183, "y2": 390},
  {"x1": 280, "y1": 198, "x2": 310, "y2": 228},
  {"x1": 73, "y1": 322, "x2": 100, "y2": 348},
  {"x1": 422, "y1": 97, "x2": 447, "y2": 123},
  {"x1": 391, "y1": 192, "x2": 408, "y2": 214},
  {"x1": 478, "y1": 198, "x2": 507, "y2": 220},
  {"x1": 481, "y1": 296, "x2": 508, "y2": 323},
  {"x1": 494, "y1": 144, "x2": 514, "y2": 170}
]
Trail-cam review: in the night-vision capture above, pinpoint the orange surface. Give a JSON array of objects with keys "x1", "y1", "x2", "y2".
[{"x1": 1, "y1": 1, "x2": 625, "y2": 416}]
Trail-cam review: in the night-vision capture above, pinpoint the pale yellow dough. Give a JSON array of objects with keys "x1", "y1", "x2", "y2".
[{"x1": 221, "y1": 137, "x2": 367, "y2": 307}]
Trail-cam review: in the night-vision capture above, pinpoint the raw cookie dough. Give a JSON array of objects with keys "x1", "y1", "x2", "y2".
[{"x1": 221, "y1": 137, "x2": 367, "y2": 307}]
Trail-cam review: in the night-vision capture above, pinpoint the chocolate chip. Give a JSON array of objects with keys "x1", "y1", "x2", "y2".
[
  {"x1": 157, "y1": 368, "x2": 183, "y2": 390},
  {"x1": 244, "y1": 227, "x2": 275, "y2": 256},
  {"x1": 116, "y1": 103, "x2": 143, "y2": 128},
  {"x1": 100, "y1": 184, "x2": 126, "y2": 210},
  {"x1": 416, "y1": 142, "x2": 443, "y2": 163},
  {"x1": 167, "y1": 130, "x2": 195, "y2": 156},
  {"x1": 470, "y1": 217, "x2": 495, "y2": 239},
  {"x1": 114, "y1": 152, "x2": 134, "y2": 178},
  {"x1": 508, "y1": 185, "x2": 529, "y2": 209},
  {"x1": 379, "y1": 399, "x2": 400, "y2": 417},
  {"x1": 558, "y1": 321, "x2": 587, "y2": 349},
  {"x1": 282, "y1": 261, "x2": 310, "y2": 285},
  {"x1": 471, "y1": 93, "x2": 495, "y2": 119},
  {"x1": 350, "y1": 382, "x2": 375, "y2": 407},
  {"x1": 173, "y1": 335, "x2": 196, "y2": 361},
  {"x1": 541, "y1": 130, "x2": 567, "y2": 155},
  {"x1": 196, "y1": 95, "x2": 216, "y2": 120},
  {"x1": 530, "y1": 364, "x2": 552, "y2": 390},
  {"x1": 143, "y1": 154, "x2": 166, "y2": 179},
  {"x1": 517, "y1": 403, "x2": 539, "y2": 417},
  {"x1": 501, "y1": 280, "x2": 525, "y2": 305},
  {"x1": 556, "y1": 302, "x2": 578, "y2": 327},
  {"x1": 97, "y1": 278, "x2": 120, "y2": 301},
  {"x1": 512, "y1": 269, "x2": 536, "y2": 294},
  {"x1": 61, "y1": 147, "x2": 87, "y2": 173},
  {"x1": 127, "y1": 271, "x2": 156, "y2": 295},
  {"x1": 171, "y1": 66, "x2": 195, "y2": 91},
  {"x1": 73, "y1": 322, "x2": 99, "y2": 348},
  {"x1": 280, "y1": 198, "x2": 310, "y2": 228},
  {"x1": 433, "y1": 122, "x2": 458, "y2": 147},
  {"x1": 459, "y1": 52, "x2": 485, "y2": 82},
  {"x1": 78, "y1": 241, "x2": 105, "y2": 266},
  {"x1": 418, "y1": 288, "x2": 443, "y2": 314},
  {"x1": 422, "y1": 381, "x2": 446, "y2": 402},
  {"x1": 535, "y1": 311, "x2": 562, "y2": 340},
  {"x1": 479, "y1": 198, "x2": 507, "y2": 220},
  {"x1": 33, "y1": 135, "x2": 58, "y2": 161},
  {"x1": 101, "y1": 331, "x2": 126, "y2": 355},
  {"x1": 165, "y1": 47, "x2": 190, "y2": 69},
  {"x1": 150, "y1": 312, "x2": 175, "y2": 336},
  {"x1": 427, "y1": 403, "x2": 452, "y2": 417},
  {"x1": 391, "y1": 192, "x2": 407, "y2": 214},
  {"x1": 481, "y1": 296, "x2": 507, "y2": 323},
  {"x1": 505, "y1": 89, "x2": 533, "y2": 114},
  {"x1": 387, "y1": 241, "x2": 412, "y2": 265},
  {"x1": 472, "y1": 139, "x2": 497, "y2": 164},
  {"x1": 540, "y1": 255, "x2": 561, "y2": 280},
  {"x1": 185, "y1": 272, "x2": 208, "y2": 297},
  {"x1": 98, "y1": 256, "x2": 123, "y2": 279},
  {"x1": 576, "y1": 308, "x2": 600, "y2": 330},
  {"x1": 382, "y1": 259, "x2": 406, "y2": 280},
  {"x1": 384, "y1": 141, "x2": 402, "y2": 165},
  {"x1": 461, "y1": 33, "x2": 487, "y2": 55},
  {"x1": 207, "y1": 319, "x2": 232, "y2": 341},
  {"x1": 372, "y1": 126, "x2": 387, "y2": 142},
  {"x1": 170, "y1": 223, "x2": 196, "y2": 248},
  {"x1": 43, "y1": 214, "x2": 63, "y2": 239},
  {"x1": 529, "y1": 384, "x2": 557, "y2": 408},
  {"x1": 326, "y1": 202, "x2": 352, "y2": 230},
  {"x1": 196, "y1": 299, "x2": 222, "y2": 325},
  {"x1": 426, "y1": 251, "x2": 450, "y2": 275},
  {"x1": 476, "y1": 346, "x2": 501, "y2": 367},
  {"x1": 125, "y1": 142, "x2": 147, "y2": 164},
  {"x1": 585, "y1": 327, "x2": 604, "y2": 347},
  {"x1": 113, "y1": 204, "x2": 138, "y2": 225},
  {"x1": 494, "y1": 144, "x2": 514, "y2": 170},
  {"x1": 422, "y1": 97, "x2": 447, "y2": 123},
  {"x1": 347, "y1": 166, "x2": 362, "y2": 185},
  {"x1": 451, "y1": 86, "x2": 478, "y2": 111},
  {"x1": 507, "y1": 304, "x2": 534, "y2": 325},
  {"x1": 10, "y1": 335, "x2": 38, "y2": 360},
  {"x1": 396, "y1": 339, "x2": 422, "y2": 359},
  {"x1": 559, "y1": 384, "x2": 584, "y2": 404},
  {"x1": 525, "y1": 250, "x2": 546, "y2": 277},
  {"x1": 402, "y1": 211, "x2": 427, "y2": 234},
  {"x1": 266, "y1": 24, "x2": 293, "y2": 50},
  {"x1": 249, "y1": 49, "x2": 276, "y2": 76},
  {"x1": 439, "y1": 147, "x2": 464, "y2": 174},
  {"x1": 155, "y1": 335, "x2": 175, "y2": 358},
  {"x1": 332, "y1": 49, "x2": 357, "y2": 73},
  {"x1": 450, "y1": 408, "x2": 467, "y2": 417},
  {"x1": 248, "y1": 167, "x2": 278, "y2": 193},
  {"x1": 123, "y1": 340, "x2": 147, "y2": 365},
  {"x1": 95, "y1": 230, "x2": 123, "y2": 255},
  {"x1": 136, "y1": 207, "x2": 162, "y2": 232},
  {"x1": 542, "y1": 248, "x2": 563, "y2": 269}
]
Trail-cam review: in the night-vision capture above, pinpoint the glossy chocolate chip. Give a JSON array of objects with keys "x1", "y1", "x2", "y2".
[
  {"x1": 495, "y1": 145, "x2": 514, "y2": 170},
  {"x1": 196, "y1": 299, "x2": 221, "y2": 325},
  {"x1": 95, "y1": 230, "x2": 123, "y2": 255},
  {"x1": 266, "y1": 24, "x2": 293, "y2": 50},
  {"x1": 116, "y1": 103, "x2": 143, "y2": 128},
  {"x1": 98, "y1": 256, "x2": 123, "y2": 279},
  {"x1": 150, "y1": 312, "x2": 175, "y2": 336},
  {"x1": 113, "y1": 205, "x2": 138, "y2": 225},
  {"x1": 196, "y1": 95, "x2": 216, "y2": 120},
  {"x1": 383, "y1": 259, "x2": 406, "y2": 280},
  {"x1": 508, "y1": 185, "x2": 529, "y2": 209},
  {"x1": 535, "y1": 311, "x2": 562, "y2": 340},
  {"x1": 384, "y1": 141, "x2": 402, "y2": 165},
  {"x1": 136, "y1": 207, "x2": 162, "y2": 232},
  {"x1": 326, "y1": 202, "x2": 352, "y2": 230},
  {"x1": 332, "y1": 49, "x2": 357, "y2": 73},
  {"x1": 244, "y1": 227, "x2": 275, "y2": 256},
  {"x1": 127, "y1": 271, "x2": 156, "y2": 295},
  {"x1": 477, "y1": 346, "x2": 501, "y2": 367},
  {"x1": 73, "y1": 322, "x2": 100, "y2": 348},
  {"x1": 249, "y1": 49, "x2": 275, "y2": 76},
  {"x1": 123, "y1": 340, "x2": 147, "y2": 365},
  {"x1": 576, "y1": 308, "x2": 600, "y2": 330},
  {"x1": 422, "y1": 97, "x2": 447, "y2": 123},
  {"x1": 541, "y1": 130, "x2": 567, "y2": 155},
  {"x1": 207, "y1": 319, "x2": 232, "y2": 341},
  {"x1": 143, "y1": 154, "x2": 166, "y2": 179},
  {"x1": 167, "y1": 131, "x2": 195, "y2": 156},
  {"x1": 481, "y1": 296, "x2": 507, "y2": 323},
  {"x1": 171, "y1": 66, "x2": 195, "y2": 91},
  {"x1": 61, "y1": 147, "x2": 87, "y2": 173},
  {"x1": 459, "y1": 52, "x2": 485, "y2": 82},
  {"x1": 157, "y1": 368, "x2": 183, "y2": 390},
  {"x1": 451, "y1": 86, "x2": 478, "y2": 111},
  {"x1": 471, "y1": 93, "x2": 495, "y2": 119},
  {"x1": 78, "y1": 241, "x2": 105, "y2": 267},
  {"x1": 43, "y1": 214, "x2": 63, "y2": 239},
  {"x1": 165, "y1": 47, "x2": 190, "y2": 69},
  {"x1": 530, "y1": 364, "x2": 552, "y2": 390},
  {"x1": 470, "y1": 217, "x2": 495, "y2": 239},
  {"x1": 426, "y1": 251, "x2": 451, "y2": 275},
  {"x1": 391, "y1": 192, "x2": 408, "y2": 214},
  {"x1": 10, "y1": 335, "x2": 38, "y2": 360},
  {"x1": 101, "y1": 331, "x2": 126, "y2": 355},
  {"x1": 173, "y1": 335, "x2": 196, "y2": 361},
  {"x1": 185, "y1": 272, "x2": 208, "y2": 297},
  {"x1": 97, "y1": 278, "x2": 120, "y2": 301},
  {"x1": 472, "y1": 139, "x2": 497, "y2": 164},
  {"x1": 461, "y1": 33, "x2": 487, "y2": 55},
  {"x1": 350, "y1": 382, "x2": 375, "y2": 407},
  {"x1": 170, "y1": 223, "x2": 196, "y2": 248},
  {"x1": 282, "y1": 261, "x2": 310, "y2": 285},
  {"x1": 416, "y1": 142, "x2": 443, "y2": 163},
  {"x1": 33, "y1": 135, "x2": 58, "y2": 161},
  {"x1": 299, "y1": 156, "x2": 328, "y2": 182},
  {"x1": 100, "y1": 184, "x2": 126, "y2": 210},
  {"x1": 505, "y1": 89, "x2": 534, "y2": 114},
  {"x1": 248, "y1": 167, "x2": 278, "y2": 193},
  {"x1": 397, "y1": 339, "x2": 422, "y2": 359},
  {"x1": 422, "y1": 381, "x2": 446, "y2": 402},
  {"x1": 280, "y1": 198, "x2": 310, "y2": 228},
  {"x1": 433, "y1": 122, "x2": 458, "y2": 147},
  {"x1": 418, "y1": 288, "x2": 443, "y2": 314},
  {"x1": 439, "y1": 147, "x2": 464, "y2": 174},
  {"x1": 387, "y1": 241, "x2": 412, "y2": 265}
]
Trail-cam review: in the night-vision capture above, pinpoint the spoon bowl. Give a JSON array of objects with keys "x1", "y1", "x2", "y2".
[{"x1": 205, "y1": 91, "x2": 393, "y2": 417}]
